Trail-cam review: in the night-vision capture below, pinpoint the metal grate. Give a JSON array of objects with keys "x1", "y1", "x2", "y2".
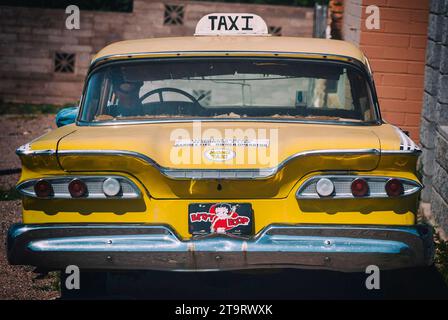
[
  {"x1": 268, "y1": 26, "x2": 282, "y2": 36},
  {"x1": 164, "y1": 4, "x2": 184, "y2": 25},
  {"x1": 54, "y1": 52, "x2": 75, "y2": 73},
  {"x1": 193, "y1": 89, "x2": 211, "y2": 106}
]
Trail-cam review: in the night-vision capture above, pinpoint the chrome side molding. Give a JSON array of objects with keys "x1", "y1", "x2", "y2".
[
  {"x1": 16, "y1": 146, "x2": 420, "y2": 180},
  {"x1": 16, "y1": 143, "x2": 56, "y2": 156},
  {"x1": 56, "y1": 148, "x2": 380, "y2": 180}
]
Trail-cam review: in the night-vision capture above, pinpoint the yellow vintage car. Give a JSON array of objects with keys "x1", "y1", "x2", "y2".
[{"x1": 8, "y1": 14, "x2": 433, "y2": 273}]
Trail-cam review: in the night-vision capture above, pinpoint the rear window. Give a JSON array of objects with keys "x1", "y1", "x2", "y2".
[{"x1": 80, "y1": 58, "x2": 377, "y2": 124}]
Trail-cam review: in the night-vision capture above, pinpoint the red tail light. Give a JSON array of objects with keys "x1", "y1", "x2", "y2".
[
  {"x1": 68, "y1": 179, "x2": 87, "y2": 198},
  {"x1": 351, "y1": 178, "x2": 369, "y2": 197},
  {"x1": 34, "y1": 180, "x2": 53, "y2": 198},
  {"x1": 385, "y1": 178, "x2": 404, "y2": 197}
]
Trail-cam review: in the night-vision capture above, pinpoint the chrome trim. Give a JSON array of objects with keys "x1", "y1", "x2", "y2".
[
  {"x1": 76, "y1": 118, "x2": 381, "y2": 127},
  {"x1": 7, "y1": 223, "x2": 434, "y2": 272},
  {"x1": 16, "y1": 143, "x2": 56, "y2": 156},
  {"x1": 16, "y1": 175, "x2": 141, "y2": 199},
  {"x1": 15, "y1": 129, "x2": 77, "y2": 156},
  {"x1": 296, "y1": 175, "x2": 422, "y2": 199},
  {"x1": 162, "y1": 168, "x2": 277, "y2": 179},
  {"x1": 380, "y1": 149, "x2": 422, "y2": 156},
  {"x1": 90, "y1": 50, "x2": 358, "y2": 67},
  {"x1": 18, "y1": 145, "x2": 422, "y2": 180},
  {"x1": 393, "y1": 125, "x2": 421, "y2": 152},
  {"x1": 57, "y1": 148, "x2": 380, "y2": 180}
]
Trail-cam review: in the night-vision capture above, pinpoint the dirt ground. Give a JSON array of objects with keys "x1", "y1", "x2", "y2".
[{"x1": 0, "y1": 114, "x2": 59, "y2": 300}]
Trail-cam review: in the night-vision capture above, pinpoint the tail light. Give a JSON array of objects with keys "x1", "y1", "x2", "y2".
[
  {"x1": 385, "y1": 178, "x2": 404, "y2": 197},
  {"x1": 297, "y1": 175, "x2": 421, "y2": 199},
  {"x1": 34, "y1": 179, "x2": 53, "y2": 198},
  {"x1": 68, "y1": 179, "x2": 87, "y2": 198},
  {"x1": 351, "y1": 178, "x2": 369, "y2": 197},
  {"x1": 102, "y1": 178, "x2": 121, "y2": 197},
  {"x1": 17, "y1": 176, "x2": 140, "y2": 199},
  {"x1": 316, "y1": 178, "x2": 335, "y2": 197}
]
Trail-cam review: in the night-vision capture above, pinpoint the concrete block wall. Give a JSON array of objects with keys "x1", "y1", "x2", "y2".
[
  {"x1": 420, "y1": 0, "x2": 448, "y2": 235},
  {"x1": 0, "y1": 0, "x2": 313, "y2": 105},
  {"x1": 342, "y1": 0, "x2": 362, "y2": 44}
]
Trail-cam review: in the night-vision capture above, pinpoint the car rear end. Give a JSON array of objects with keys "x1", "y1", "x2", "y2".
[{"x1": 7, "y1": 17, "x2": 434, "y2": 272}]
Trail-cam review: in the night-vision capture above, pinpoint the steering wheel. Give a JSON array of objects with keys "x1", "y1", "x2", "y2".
[{"x1": 139, "y1": 87, "x2": 202, "y2": 105}]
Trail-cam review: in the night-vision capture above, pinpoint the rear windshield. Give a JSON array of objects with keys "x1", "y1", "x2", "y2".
[{"x1": 80, "y1": 58, "x2": 378, "y2": 123}]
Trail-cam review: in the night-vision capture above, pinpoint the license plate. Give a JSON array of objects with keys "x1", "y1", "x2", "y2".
[{"x1": 188, "y1": 203, "x2": 253, "y2": 236}]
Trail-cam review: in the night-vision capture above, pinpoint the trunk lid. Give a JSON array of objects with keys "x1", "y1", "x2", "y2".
[{"x1": 57, "y1": 121, "x2": 380, "y2": 198}]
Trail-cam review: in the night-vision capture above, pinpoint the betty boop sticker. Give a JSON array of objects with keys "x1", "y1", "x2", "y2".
[{"x1": 189, "y1": 203, "x2": 251, "y2": 234}]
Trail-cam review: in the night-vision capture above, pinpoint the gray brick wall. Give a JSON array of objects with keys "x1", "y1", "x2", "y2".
[
  {"x1": 420, "y1": 0, "x2": 448, "y2": 234},
  {"x1": 0, "y1": 0, "x2": 313, "y2": 105}
]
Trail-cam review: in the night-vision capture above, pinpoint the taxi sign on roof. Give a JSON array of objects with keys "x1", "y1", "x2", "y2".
[{"x1": 194, "y1": 13, "x2": 269, "y2": 36}]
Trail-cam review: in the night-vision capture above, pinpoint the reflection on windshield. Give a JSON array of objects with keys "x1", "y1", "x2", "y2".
[{"x1": 80, "y1": 58, "x2": 376, "y2": 123}]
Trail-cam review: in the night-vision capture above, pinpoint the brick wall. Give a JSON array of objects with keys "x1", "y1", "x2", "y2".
[
  {"x1": 0, "y1": 0, "x2": 313, "y2": 105},
  {"x1": 342, "y1": 0, "x2": 430, "y2": 142},
  {"x1": 419, "y1": 0, "x2": 448, "y2": 236}
]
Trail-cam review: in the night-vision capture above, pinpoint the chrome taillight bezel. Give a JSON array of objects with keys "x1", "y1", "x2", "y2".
[
  {"x1": 16, "y1": 175, "x2": 141, "y2": 199},
  {"x1": 296, "y1": 175, "x2": 421, "y2": 199}
]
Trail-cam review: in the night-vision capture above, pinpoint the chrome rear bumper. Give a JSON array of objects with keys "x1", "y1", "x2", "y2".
[{"x1": 7, "y1": 224, "x2": 434, "y2": 272}]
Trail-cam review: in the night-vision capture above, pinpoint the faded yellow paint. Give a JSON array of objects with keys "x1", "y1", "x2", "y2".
[
  {"x1": 19, "y1": 122, "x2": 415, "y2": 200},
  {"x1": 56, "y1": 122, "x2": 398, "y2": 169},
  {"x1": 92, "y1": 36, "x2": 367, "y2": 66},
  {"x1": 15, "y1": 43, "x2": 421, "y2": 237}
]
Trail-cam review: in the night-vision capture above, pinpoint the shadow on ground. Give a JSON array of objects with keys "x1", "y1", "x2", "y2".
[{"x1": 61, "y1": 266, "x2": 448, "y2": 300}]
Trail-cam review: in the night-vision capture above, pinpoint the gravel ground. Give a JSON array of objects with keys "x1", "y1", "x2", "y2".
[
  {"x1": 0, "y1": 114, "x2": 59, "y2": 300},
  {"x1": 0, "y1": 114, "x2": 55, "y2": 190}
]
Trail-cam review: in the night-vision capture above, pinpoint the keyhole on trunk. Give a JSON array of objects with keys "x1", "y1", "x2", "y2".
[{"x1": 217, "y1": 183, "x2": 222, "y2": 191}]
